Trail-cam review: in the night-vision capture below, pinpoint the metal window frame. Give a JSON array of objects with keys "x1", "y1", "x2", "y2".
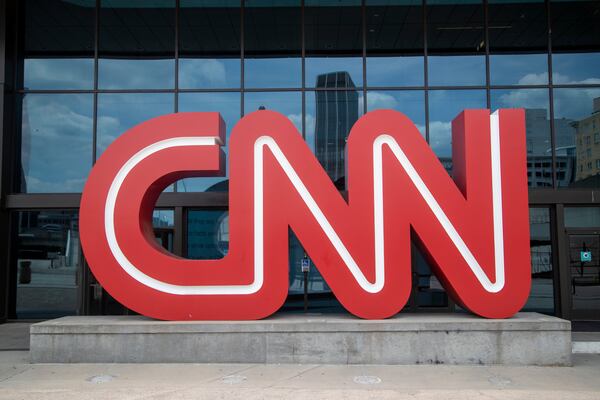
[{"x1": 3, "y1": 0, "x2": 600, "y2": 320}]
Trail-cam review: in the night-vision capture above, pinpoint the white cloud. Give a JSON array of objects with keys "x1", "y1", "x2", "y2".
[
  {"x1": 428, "y1": 121, "x2": 453, "y2": 157},
  {"x1": 365, "y1": 92, "x2": 399, "y2": 111},
  {"x1": 517, "y1": 72, "x2": 600, "y2": 86},
  {"x1": 286, "y1": 113, "x2": 303, "y2": 134},
  {"x1": 98, "y1": 59, "x2": 174, "y2": 89},
  {"x1": 179, "y1": 59, "x2": 227, "y2": 88}
]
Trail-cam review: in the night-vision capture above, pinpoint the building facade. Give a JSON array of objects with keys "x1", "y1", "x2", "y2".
[{"x1": 1, "y1": 0, "x2": 600, "y2": 322}]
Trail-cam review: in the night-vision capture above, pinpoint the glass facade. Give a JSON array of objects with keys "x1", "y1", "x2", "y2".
[{"x1": 3, "y1": 0, "x2": 600, "y2": 321}]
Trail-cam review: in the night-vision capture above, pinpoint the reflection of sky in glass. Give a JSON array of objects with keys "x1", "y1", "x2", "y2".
[
  {"x1": 366, "y1": 90, "x2": 425, "y2": 138},
  {"x1": 428, "y1": 89, "x2": 486, "y2": 157},
  {"x1": 21, "y1": 94, "x2": 93, "y2": 193},
  {"x1": 366, "y1": 57, "x2": 424, "y2": 87},
  {"x1": 96, "y1": 93, "x2": 174, "y2": 158},
  {"x1": 491, "y1": 89, "x2": 551, "y2": 156},
  {"x1": 24, "y1": 59, "x2": 94, "y2": 90},
  {"x1": 177, "y1": 92, "x2": 241, "y2": 192},
  {"x1": 244, "y1": 91, "x2": 302, "y2": 132},
  {"x1": 428, "y1": 55, "x2": 486, "y2": 86},
  {"x1": 552, "y1": 53, "x2": 600, "y2": 84},
  {"x1": 179, "y1": 58, "x2": 240, "y2": 88},
  {"x1": 490, "y1": 54, "x2": 548, "y2": 85},
  {"x1": 305, "y1": 57, "x2": 363, "y2": 88},
  {"x1": 98, "y1": 59, "x2": 175, "y2": 89},
  {"x1": 553, "y1": 88, "x2": 600, "y2": 121},
  {"x1": 244, "y1": 58, "x2": 302, "y2": 88}
]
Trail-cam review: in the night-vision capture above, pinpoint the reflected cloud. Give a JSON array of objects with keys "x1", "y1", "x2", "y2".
[
  {"x1": 364, "y1": 91, "x2": 399, "y2": 110},
  {"x1": 286, "y1": 113, "x2": 303, "y2": 134},
  {"x1": 179, "y1": 58, "x2": 241, "y2": 89},
  {"x1": 428, "y1": 121, "x2": 452, "y2": 157},
  {"x1": 98, "y1": 59, "x2": 175, "y2": 89},
  {"x1": 21, "y1": 94, "x2": 93, "y2": 193},
  {"x1": 24, "y1": 58, "x2": 94, "y2": 90}
]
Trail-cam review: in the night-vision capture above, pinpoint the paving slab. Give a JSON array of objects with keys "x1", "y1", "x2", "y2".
[{"x1": 0, "y1": 351, "x2": 599, "y2": 400}]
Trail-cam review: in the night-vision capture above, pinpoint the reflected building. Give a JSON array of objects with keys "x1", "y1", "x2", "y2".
[
  {"x1": 440, "y1": 109, "x2": 575, "y2": 188},
  {"x1": 525, "y1": 109, "x2": 575, "y2": 188},
  {"x1": 314, "y1": 71, "x2": 359, "y2": 184},
  {"x1": 187, "y1": 211, "x2": 229, "y2": 260},
  {"x1": 573, "y1": 98, "x2": 600, "y2": 185}
]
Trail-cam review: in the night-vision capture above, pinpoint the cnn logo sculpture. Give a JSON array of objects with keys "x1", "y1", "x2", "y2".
[{"x1": 80, "y1": 109, "x2": 531, "y2": 320}]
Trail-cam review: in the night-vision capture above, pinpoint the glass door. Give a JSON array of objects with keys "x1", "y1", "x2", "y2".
[{"x1": 567, "y1": 233, "x2": 600, "y2": 320}]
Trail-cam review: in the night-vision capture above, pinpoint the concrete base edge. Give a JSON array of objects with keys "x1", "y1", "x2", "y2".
[{"x1": 29, "y1": 312, "x2": 572, "y2": 366}]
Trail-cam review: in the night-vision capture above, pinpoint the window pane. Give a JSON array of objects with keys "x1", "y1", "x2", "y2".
[
  {"x1": 244, "y1": 91, "x2": 302, "y2": 132},
  {"x1": 490, "y1": 89, "x2": 554, "y2": 188},
  {"x1": 244, "y1": 0, "x2": 301, "y2": 88},
  {"x1": 305, "y1": 0, "x2": 363, "y2": 88},
  {"x1": 552, "y1": 53, "x2": 600, "y2": 84},
  {"x1": 428, "y1": 55, "x2": 486, "y2": 86},
  {"x1": 153, "y1": 209, "x2": 175, "y2": 253},
  {"x1": 551, "y1": 0, "x2": 600, "y2": 51},
  {"x1": 187, "y1": 210, "x2": 228, "y2": 259},
  {"x1": 22, "y1": 0, "x2": 95, "y2": 89},
  {"x1": 245, "y1": 59, "x2": 302, "y2": 88},
  {"x1": 20, "y1": 94, "x2": 93, "y2": 193},
  {"x1": 285, "y1": 231, "x2": 343, "y2": 313},
  {"x1": 16, "y1": 210, "x2": 81, "y2": 319},
  {"x1": 565, "y1": 207, "x2": 600, "y2": 228},
  {"x1": 366, "y1": 0, "x2": 424, "y2": 87},
  {"x1": 490, "y1": 55, "x2": 549, "y2": 86},
  {"x1": 366, "y1": 90, "x2": 425, "y2": 137},
  {"x1": 428, "y1": 89, "x2": 487, "y2": 174},
  {"x1": 488, "y1": 0, "x2": 548, "y2": 85},
  {"x1": 553, "y1": 88, "x2": 600, "y2": 188},
  {"x1": 305, "y1": 57, "x2": 363, "y2": 88},
  {"x1": 179, "y1": 0, "x2": 241, "y2": 89},
  {"x1": 98, "y1": 0, "x2": 175, "y2": 89},
  {"x1": 176, "y1": 92, "x2": 241, "y2": 192},
  {"x1": 413, "y1": 245, "x2": 448, "y2": 308},
  {"x1": 306, "y1": 88, "x2": 363, "y2": 185},
  {"x1": 427, "y1": 0, "x2": 486, "y2": 86},
  {"x1": 179, "y1": 59, "x2": 240, "y2": 89},
  {"x1": 551, "y1": 0, "x2": 600, "y2": 83},
  {"x1": 526, "y1": 208, "x2": 554, "y2": 314},
  {"x1": 366, "y1": 57, "x2": 424, "y2": 87},
  {"x1": 97, "y1": 93, "x2": 174, "y2": 157}
]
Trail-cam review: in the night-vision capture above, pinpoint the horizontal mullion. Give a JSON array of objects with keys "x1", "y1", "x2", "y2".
[
  {"x1": 16, "y1": 84, "x2": 600, "y2": 95},
  {"x1": 8, "y1": 189, "x2": 600, "y2": 210},
  {"x1": 4, "y1": 192, "x2": 230, "y2": 209}
]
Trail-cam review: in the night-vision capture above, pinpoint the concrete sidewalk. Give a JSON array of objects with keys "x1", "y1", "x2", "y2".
[{"x1": 1, "y1": 351, "x2": 599, "y2": 399}]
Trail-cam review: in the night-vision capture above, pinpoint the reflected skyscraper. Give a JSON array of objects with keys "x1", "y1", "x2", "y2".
[
  {"x1": 573, "y1": 97, "x2": 600, "y2": 185},
  {"x1": 314, "y1": 71, "x2": 359, "y2": 184}
]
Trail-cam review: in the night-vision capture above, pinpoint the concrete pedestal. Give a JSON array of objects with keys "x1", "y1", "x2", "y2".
[{"x1": 29, "y1": 312, "x2": 571, "y2": 365}]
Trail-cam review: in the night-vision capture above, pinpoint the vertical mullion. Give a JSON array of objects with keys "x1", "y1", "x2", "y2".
[
  {"x1": 484, "y1": 0, "x2": 490, "y2": 109},
  {"x1": 362, "y1": 0, "x2": 367, "y2": 115},
  {"x1": 173, "y1": 0, "x2": 179, "y2": 193},
  {"x1": 240, "y1": 0, "x2": 245, "y2": 118},
  {"x1": 423, "y1": 0, "x2": 429, "y2": 143},
  {"x1": 174, "y1": 206, "x2": 184, "y2": 257},
  {"x1": 92, "y1": 0, "x2": 99, "y2": 165},
  {"x1": 554, "y1": 204, "x2": 571, "y2": 320},
  {"x1": 546, "y1": 0, "x2": 557, "y2": 188},
  {"x1": 0, "y1": 0, "x2": 8, "y2": 322},
  {"x1": 549, "y1": 204, "x2": 562, "y2": 317},
  {"x1": 174, "y1": 0, "x2": 179, "y2": 114},
  {"x1": 301, "y1": 0, "x2": 306, "y2": 140}
]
